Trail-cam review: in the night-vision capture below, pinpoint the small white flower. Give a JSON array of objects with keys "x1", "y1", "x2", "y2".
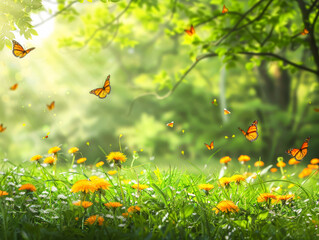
[
  {"x1": 5, "y1": 197, "x2": 14, "y2": 202},
  {"x1": 105, "y1": 214, "x2": 114, "y2": 219},
  {"x1": 51, "y1": 186, "x2": 58, "y2": 192},
  {"x1": 57, "y1": 194, "x2": 67, "y2": 200},
  {"x1": 8, "y1": 182, "x2": 15, "y2": 187},
  {"x1": 19, "y1": 192, "x2": 26, "y2": 195},
  {"x1": 118, "y1": 224, "x2": 126, "y2": 227},
  {"x1": 3, "y1": 158, "x2": 9, "y2": 162}
]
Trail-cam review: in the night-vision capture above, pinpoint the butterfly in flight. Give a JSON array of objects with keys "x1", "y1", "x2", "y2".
[
  {"x1": 12, "y1": 40, "x2": 35, "y2": 58},
  {"x1": 47, "y1": 101, "x2": 55, "y2": 111},
  {"x1": 10, "y1": 83, "x2": 18, "y2": 90},
  {"x1": 224, "y1": 108, "x2": 231, "y2": 115},
  {"x1": 204, "y1": 141, "x2": 214, "y2": 150},
  {"x1": 166, "y1": 121, "x2": 174, "y2": 128},
  {"x1": 286, "y1": 137, "x2": 310, "y2": 161},
  {"x1": 238, "y1": 120, "x2": 258, "y2": 142},
  {"x1": 0, "y1": 124, "x2": 7, "y2": 132},
  {"x1": 184, "y1": 25, "x2": 195, "y2": 36},
  {"x1": 90, "y1": 75, "x2": 111, "y2": 99},
  {"x1": 222, "y1": 5, "x2": 229, "y2": 14},
  {"x1": 301, "y1": 28, "x2": 309, "y2": 36}
]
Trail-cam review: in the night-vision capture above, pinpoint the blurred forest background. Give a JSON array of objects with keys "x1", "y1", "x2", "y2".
[{"x1": 0, "y1": 0, "x2": 318, "y2": 168}]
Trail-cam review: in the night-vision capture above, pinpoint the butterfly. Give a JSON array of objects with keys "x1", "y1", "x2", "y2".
[
  {"x1": 43, "y1": 132, "x2": 50, "y2": 139},
  {"x1": 184, "y1": 25, "x2": 195, "y2": 36},
  {"x1": 90, "y1": 75, "x2": 111, "y2": 99},
  {"x1": 301, "y1": 28, "x2": 309, "y2": 36},
  {"x1": 12, "y1": 40, "x2": 35, "y2": 58},
  {"x1": 238, "y1": 120, "x2": 258, "y2": 142},
  {"x1": 166, "y1": 121, "x2": 174, "y2": 128},
  {"x1": 286, "y1": 137, "x2": 310, "y2": 161},
  {"x1": 222, "y1": 5, "x2": 229, "y2": 14},
  {"x1": 204, "y1": 141, "x2": 214, "y2": 150},
  {"x1": 10, "y1": 83, "x2": 18, "y2": 90},
  {"x1": 0, "y1": 124, "x2": 7, "y2": 132},
  {"x1": 47, "y1": 101, "x2": 55, "y2": 111},
  {"x1": 224, "y1": 108, "x2": 231, "y2": 115}
]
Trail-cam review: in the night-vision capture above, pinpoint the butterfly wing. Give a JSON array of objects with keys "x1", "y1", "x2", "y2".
[
  {"x1": 0, "y1": 124, "x2": 6, "y2": 132},
  {"x1": 245, "y1": 120, "x2": 258, "y2": 142},
  {"x1": 166, "y1": 121, "x2": 174, "y2": 128},
  {"x1": 224, "y1": 108, "x2": 231, "y2": 115},
  {"x1": 286, "y1": 137, "x2": 310, "y2": 161},
  {"x1": 10, "y1": 83, "x2": 18, "y2": 90},
  {"x1": 90, "y1": 75, "x2": 111, "y2": 99},
  {"x1": 90, "y1": 88, "x2": 104, "y2": 98},
  {"x1": 185, "y1": 25, "x2": 195, "y2": 36},
  {"x1": 205, "y1": 141, "x2": 214, "y2": 150},
  {"x1": 12, "y1": 40, "x2": 35, "y2": 58},
  {"x1": 47, "y1": 101, "x2": 55, "y2": 110},
  {"x1": 238, "y1": 127, "x2": 246, "y2": 136},
  {"x1": 222, "y1": 5, "x2": 229, "y2": 13}
]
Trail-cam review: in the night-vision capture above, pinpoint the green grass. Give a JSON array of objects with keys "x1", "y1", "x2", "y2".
[{"x1": 0, "y1": 151, "x2": 318, "y2": 240}]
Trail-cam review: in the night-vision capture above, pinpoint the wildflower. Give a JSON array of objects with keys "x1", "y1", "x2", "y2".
[
  {"x1": 213, "y1": 200, "x2": 239, "y2": 214},
  {"x1": 231, "y1": 175, "x2": 246, "y2": 184},
  {"x1": 122, "y1": 212, "x2": 129, "y2": 218},
  {"x1": 19, "y1": 184, "x2": 36, "y2": 192},
  {"x1": 277, "y1": 194, "x2": 294, "y2": 202},
  {"x1": 310, "y1": 158, "x2": 319, "y2": 164},
  {"x1": 90, "y1": 177, "x2": 111, "y2": 191},
  {"x1": 198, "y1": 184, "x2": 214, "y2": 191},
  {"x1": 220, "y1": 156, "x2": 231, "y2": 165},
  {"x1": 107, "y1": 170, "x2": 117, "y2": 175},
  {"x1": 127, "y1": 206, "x2": 141, "y2": 213},
  {"x1": 219, "y1": 177, "x2": 232, "y2": 188},
  {"x1": 0, "y1": 190, "x2": 9, "y2": 197},
  {"x1": 298, "y1": 168, "x2": 312, "y2": 178},
  {"x1": 238, "y1": 155, "x2": 250, "y2": 163},
  {"x1": 76, "y1": 158, "x2": 87, "y2": 164},
  {"x1": 307, "y1": 164, "x2": 318, "y2": 169},
  {"x1": 270, "y1": 168, "x2": 277, "y2": 173},
  {"x1": 71, "y1": 179, "x2": 97, "y2": 193},
  {"x1": 96, "y1": 161, "x2": 104, "y2": 167},
  {"x1": 257, "y1": 193, "x2": 277, "y2": 203},
  {"x1": 131, "y1": 184, "x2": 149, "y2": 191},
  {"x1": 73, "y1": 200, "x2": 93, "y2": 208},
  {"x1": 276, "y1": 161, "x2": 286, "y2": 168},
  {"x1": 48, "y1": 146, "x2": 61, "y2": 154},
  {"x1": 30, "y1": 155, "x2": 43, "y2": 161},
  {"x1": 43, "y1": 156, "x2": 56, "y2": 165},
  {"x1": 85, "y1": 215, "x2": 104, "y2": 226},
  {"x1": 288, "y1": 158, "x2": 300, "y2": 165},
  {"x1": 104, "y1": 202, "x2": 123, "y2": 208},
  {"x1": 106, "y1": 152, "x2": 127, "y2": 163},
  {"x1": 68, "y1": 147, "x2": 79, "y2": 154},
  {"x1": 254, "y1": 161, "x2": 264, "y2": 167}
]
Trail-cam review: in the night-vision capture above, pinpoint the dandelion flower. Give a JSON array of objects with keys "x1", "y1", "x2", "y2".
[
  {"x1": 90, "y1": 177, "x2": 111, "y2": 191},
  {"x1": 85, "y1": 215, "x2": 104, "y2": 226},
  {"x1": 73, "y1": 200, "x2": 93, "y2": 208},
  {"x1": 307, "y1": 164, "x2": 318, "y2": 169},
  {"x1": 131, "y1": 184, "x2": 149, "y2": 190},
  {"x1": 219, "y1": 177, "x2": 232, "y2": 188},
  {"x1": 76, "y1": 158, "x2": 87, "y2": 164},
  {"x1": 220, "y1": 156, "x2": 231, "y2": 164},
  {"x1": 107, "y1": 170, "x2": 117, "y2": 175},
  {"x1": 276, "y1": 161, "x2": 286, "y2": 167},
  {"x1": 310, "y1": 158, "x2": 319, "y2": 164},
  {"x1": 96, "y1": 161, "x2": 104, "y2": 167},
  {"x1": 127, "y1": 206, "x2": 141, "y2": 213},
  {"x1": 270, "y1": 168, "x2": 277, "y2": 173},
  {"x1": 30, "y1": 155, "x2": 43, "y2": 161},
  {"x1": 43, "y1": 156, "x2": 56, "y2": 165},
  {"x1": 288, "y1": 158, "x2": 300, "y2": 165},
  {"x1": 298, "y1": 168, "x2": 312, "y2": 178},
  {"x1": 106, "y1": 152, "x2": 127, "y2": 163},
  {"x1": 68, "y1": 147, "x2": 79, "y2": 154},
  {"x1": 231, "y1": 175, "x2": 246, "y2": 184},
  {"x1": 19, "y1": 183, "x2": 36, "y2": 192},
  {"x1": 71, "y1": 179, "x2": 97, "y2": 193},
  {"x1": 198, "y1": 184, "x2": 214, "y2": 191},
  {"x1": 238, "y1": 155, "x2": 250, "y2": 163},
  {"x1": 213, "y1": 200, "x2": 239, "y2": 214},
  {"x1": 48, "y1": 146, "x2": 61, "y2": 154},
  {"x1": 254, "y1": 161, "x2": 264, "y2": 167},
  {"x1": 104, "y1": 202, "x2": 123, "y2": 208},
  {"x1": 0, "y1": 190, "x2": 9, "y2": 197},
  {"x1": 257, "y1": 193, "x2": 277, "y2": 203}
]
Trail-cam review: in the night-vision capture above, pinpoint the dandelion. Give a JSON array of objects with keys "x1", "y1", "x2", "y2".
[
  {"x1": 254, "y1": 161, "x2": 264, "y2": 167},
  {"x1": 71, "y1": 179, "x2": 97, "y2": 193},
  {"x1": 238, "y1": 155, "x2": 250, "y2": 163},
  {"x1": 19, "y1": 184, "x2": 36, "y2": 192},
  {"x1": 68, "y1": 147, "x2": 79, "y2": 154},
  {"x1": 213, "y1": 200, "x2": 239, "y2": 214},
  {"x1": 220, "y1": 156, "x2": 231, "y2": 165},
  {"x1": 104, "y1": 202, "x2": 123, "y2": 208},
  {"x1": 288, "y1": 158, "x2": 300, "y2": 165},
  {"x1": 219, "y1": 177, "x2": 232, "y2": 188},
  {"x1": 310, "y1": 158, "x2": 319, "y2": 164},
  {"x1": 76, "y1": 158, "x2": 87, "y2": 164},
  {"x1": 30, "y1": 155, "x2": 42, "y2": 162},
  {"x1": 73, "y1": 200, "x2": 93, "y2": 208},
  {"x1": 127, "y1": 206, "x2": 141, "y2": 213},
  {"x1": 0, "y1": 190, "x2": 9, "y2": 197},
  {"x1": 43, "y1": 156, "x2": 56, "y2": 165},
  {"x1": 90, "y1": 177, "x2": 111, "y2": 191},
  {"x1": 257, "y1": 193, "x2": 277, "y2": 203},
  {"x1": 96, "y1": 161, "x2": 104, "y2": 167},
  {"x1": 198, "y1": 184, "x2": 214, "y2": 191},
  {"x1": 131, "y1": 184, "x2": 149, "y2": 190},
  {"x1": 85, "y1": 215, "x2": 104, "y2": 226},
  {"x1": 298, "y1": 168, "x2": 312, "y2": 178},
  {"x1": 48, "y1": 146, "x2": 61, "y2": 154},
  {"x1": 231, "y1": 175, "x2": 246, "y2": 184},
  {"x1": 270, "y1": 168, "x2": 278, "y2": 173},
  {"x1": 107, "y1": 170, "x2": 117, "y2": 175},
  {"x1": 106, "y1": 152, "x2": 127, "y2": 163},
  {"x1": 276, "y1": 161, "x2": 286, "y2": 167},
  {"x1": 307, "y1": 164, "x2": 318, "y2": 169}
]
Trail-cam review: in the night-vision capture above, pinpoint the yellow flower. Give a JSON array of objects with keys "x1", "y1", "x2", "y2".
[
  {"x1": 127, "y1": 206, "x2": 141, "y2": 213},
  {"x1": 288, "y1": 158, "x2": 300, "y2": 165},
  {"x1": 257, "y1": 193, "x2": 277, "y2": 203},
  {"x1": 298, "y1": 168, "x2": 312, "y2": 178},
  {"x1": 220, "y1": 156, "x2": 231, "y2": 164},
  {"x1": 43, "y1": 156, "x2": 56, "y2": 165},
  {"x1": 85, "y1": 215, "x2": 104, "y2": 226},
  {"x1": 104, "y1": 202, "x2": 123, "y2": 208},
  {"x1": 270, "y1": 168, "x2": 277, "y2": 173},
  {"x1": 276, "y1": 161, "x2": 286, "y2": 167},
  {"x1": 238, "y1": 155, "x2": 250, "y2": 162},
  {"x1": 107, "y1": 170, "x2": 117, "y2": 175},
  {"x1": 0, "y1": 190, "x2": 9, "y2": 197},
  {"x1": 198, "y1": 184, "x2": 214, "y2": 191},
  {"x1": 30, "y1": 155, "x2": 43, "y2": 161},
  {"x1": 213, "y1": 200, "x2": 239, "y2": 214},
  {"x1": 73, "y1": 200, "x2": 93, "y2": 208},
  {"x1": 68, "y1": 147, "x2": 79, "y2": 154},
  {"x1": 71, "y1": 179, "x2": 97, "y2": 193},
  {"x1": 254, "y1": 161, "x2": 264, "y2": 167},
  {"x1": 106, "y1": 152, "x2": 127, "y2": 163},
  {"x1": 90, "y1": 177, "x2": 111, "y2": 191},
  {"x1": 96, "y1": 161, "x2": 104, "y2": 167},
  {"x1": 48, "y1": 146, "x2": 61, "y2": 154},
  {"x1": 131, "y1": 184, "x2": 149, "y2": 190},
  {"x1": 231, "y1": 175, "x2": 246, "y2": 184},
  {"x1": 277, "y1": 194, "x2": 294, "y2": 202},
  {"x1": 19, "y1": 184, "x2": 36, "y2": 192},
  {"x1": 76, "y1": 158, "x2": 87, "y2": 164},
  {"x1": 219, "y1": 177, "x2": 232, "y2": 188},
  {"x1": 310, "y1": 158, "x2": 319, "y2": 164}
]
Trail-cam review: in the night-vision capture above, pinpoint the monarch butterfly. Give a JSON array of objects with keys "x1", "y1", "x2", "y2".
[
  {"x1": 286, "y1": 137, "x2": 310, "y2": 161},
  {"x1": 301, "y1": 28, "x2": 309, "y2": 35},
  {"x1": 224, "y1": 108, "x2": 231, "y2": 115},
  {"x1": 10, "y1": 83, "x2": 18, "y2": 90},
  {"x1": 0, "y1": 124, "x2": 7, "y2": 132},
  {"x1": 12, "y1": 40, "x2": 35, "y2": 58},
  {"x1": 222, "y1": 5, "x2": 229, "y2": 14},
  {"x1": 184, "y1": 25, "x2": 195, "y2": 36},
  {"x1": 166, "y1": 121, "x2": 174, "y2": 128},
  {"x1": 47, "y1": 101, "x2": 55, "y2": 111},
  {"x1": 238, "y1": 120, "x2": 258, "y2": 142},
  {"x1": 90, "y1": 75, "x2": 111, "y2": 99},
  {"x1": 204, "y1": 141, "x2": 214, "y2": 150}
]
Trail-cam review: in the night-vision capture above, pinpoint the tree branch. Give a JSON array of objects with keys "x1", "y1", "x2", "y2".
[
  {"x1": 308, "y1": 0, "x2": 319, "y2": 13},
  {"x1": 261, "y1": 24, "x2": 274, "y2": 47}
]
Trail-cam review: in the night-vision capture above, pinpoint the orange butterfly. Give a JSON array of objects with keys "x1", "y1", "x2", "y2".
[
  {"x1": 0, "y1": 124, "x2": 7, "y2": 132},
  {"x1": 238, "y1": 120, "x2": 258, "y2": 142},
  {"x1": 184, "y1": 25, "x2": 195, "y2": 36},
  {"x1": 222, "y1": 5, "x2": 229, "y2": 14},
  {"x1": 204, "y1": 141, "x2": 214, "y2": 150},
  {"x1": 224, "y1": 108, "x2": 231, "y2": 115},
  {"x1": 301, "y1": 28, "x2": 309, "y2": 36},
  {"x1": 286, "y1": 137, "x2": 310, "y2": 161},
  {"x1": 166, "y1": 121, "x2": 174, "y2": 128},
  {"x1": 10, "y1": 83, "x2": 18, "y2": 90},
  {"x1": 47, "y1": 101, "x2": 55, "y2": 111},
  {"x1": 12, "y1": 40, "x2": 35, "y2": 58},
  {"x1": 90, "y1": 75, "x2": 111, "y2": 99}
]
